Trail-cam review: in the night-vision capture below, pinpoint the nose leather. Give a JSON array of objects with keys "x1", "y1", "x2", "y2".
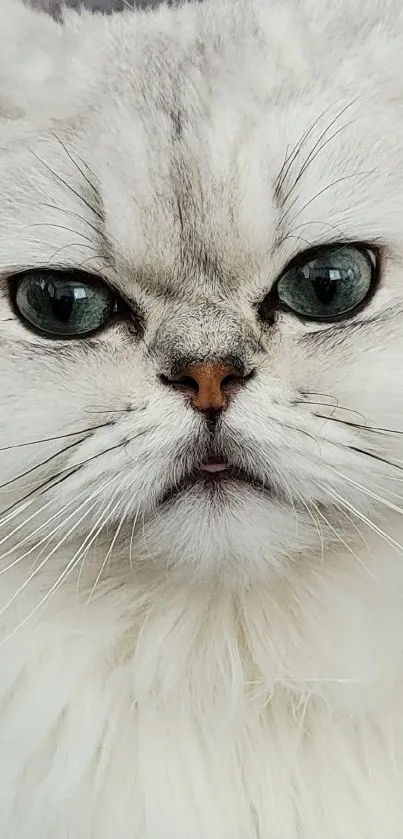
[
  {"x1": 187, "y1": 363, "x2": 236, "y2": 411},
  {"x1": 163, "y1": 361, "x2": 247, "y2": 412}
]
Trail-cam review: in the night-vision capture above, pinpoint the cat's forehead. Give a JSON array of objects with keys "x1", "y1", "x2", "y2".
[
  {"x1": 3, "y1": 0, "x2": 403, "y2": 302},
  {"x1": 76, "y1": 99, "x2": 400, "y2": 301}
]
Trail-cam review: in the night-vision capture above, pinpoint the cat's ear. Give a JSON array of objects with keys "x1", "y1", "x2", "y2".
[{"x1": 0, "y1": 0, "x2": 62, "y2": 119}]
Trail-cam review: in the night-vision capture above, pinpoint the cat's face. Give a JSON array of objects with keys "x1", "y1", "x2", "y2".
[{"x1": 2, "y1": 0, "x2": 403, "y2": 585}]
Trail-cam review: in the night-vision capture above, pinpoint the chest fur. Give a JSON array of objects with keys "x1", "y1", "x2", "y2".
[{"x1": 0, "y1": 607, "x2": 402, "y2": 839}]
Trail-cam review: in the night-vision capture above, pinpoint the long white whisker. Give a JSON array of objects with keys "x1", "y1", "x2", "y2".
[
  {"x1": 75, "y1": 486, "x2": 125, "y2": 596},
  {"x1": 300, "y1": 499, "x2": 324, "y2": 562},
  {"x1": 0, "y1": 484, "x2": 92, "y2": 556},
  {"x1": 129, "y1": 504, "x2": 142, "y2": 571},
  {"x1": 311, "y1": 497, "x2": 376, "y2": 580},
  {"x1": 330, "y1": 468, "x2": 403, "y2": 515},
  {"x1": 328, "y1": 489, "x2": 403, "y2": 555},
  {"x1": 0, "y1": 495, "x2": 41, "y2": 531},
  {"x1": 0, "y1": 476, "x2": 117, "y2": 577},
  {"x1": 86, "y1": 496, "x2": 128, "y2": 604},
  {"x1": 0, "y1": 491, "x2": 109, "y2": 622},
  {"x1": 0, "y1": 490, "x2": 124, "y2": 649},
  {"x1": 323, "y1": 495, "x2": 373, "y2": 557}
]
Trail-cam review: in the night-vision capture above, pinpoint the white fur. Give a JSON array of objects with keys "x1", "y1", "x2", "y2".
[{"x1": 1, "y1": 0, "x2": 403, "y2": 835}]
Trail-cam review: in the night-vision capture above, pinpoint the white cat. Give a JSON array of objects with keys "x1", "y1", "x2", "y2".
[{"x1": 1, "y1": 0, "x2": 403, "y2": 835}]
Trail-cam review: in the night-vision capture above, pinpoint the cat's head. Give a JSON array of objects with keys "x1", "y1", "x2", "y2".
[{"x1": 2, "y1": 0, "x2": 403, "y2": 586}]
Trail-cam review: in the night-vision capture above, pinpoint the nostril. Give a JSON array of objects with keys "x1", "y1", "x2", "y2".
[
  {"x1": 159, "y1": 373, "x2": 199, "y2": 394},
  {"x1": 221, "y1": 373, "x2": 242, "y2": 390},
  {"x1": 221, "y1": 368, "x2": 256, "y2": 390},
  {"x1": 176, "y1": 375, "x2": 199, "y2": 393}
]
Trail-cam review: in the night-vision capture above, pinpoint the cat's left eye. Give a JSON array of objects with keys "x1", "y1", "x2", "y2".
[
  {"x1": 13, "y1": 270, "x2": 117, "y2": 338},
  {"x1": 274, "y1": 244, "x2": 377, "y2": 322}
]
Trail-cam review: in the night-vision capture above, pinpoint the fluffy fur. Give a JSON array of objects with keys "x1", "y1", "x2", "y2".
[{"x1": 1, "y1": 0, "x2": 403, "y2": 835}]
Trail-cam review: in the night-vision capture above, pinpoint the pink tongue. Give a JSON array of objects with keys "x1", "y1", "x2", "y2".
[{"x1": 200, "y1": 462, "x2": 229, "y2": 473}]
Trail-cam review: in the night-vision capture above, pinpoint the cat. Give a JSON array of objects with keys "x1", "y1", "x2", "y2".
[{"x1": 1, "y1": 0, "x2": 403, "y2": 835}]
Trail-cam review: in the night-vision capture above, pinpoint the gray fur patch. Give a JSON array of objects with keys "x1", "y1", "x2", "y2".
[{"x1": 29, "y1": 0, "x2": 191, "y2": 16}]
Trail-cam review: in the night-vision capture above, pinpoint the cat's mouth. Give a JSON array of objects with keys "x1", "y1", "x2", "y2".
[{"x1": 159, "y1": 452, "x2": 271, "y2": 506}]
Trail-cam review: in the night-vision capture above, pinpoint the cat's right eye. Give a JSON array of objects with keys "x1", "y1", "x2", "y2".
[{"x1": 12, "y1": 269, "x2": 118, "y2": 338}]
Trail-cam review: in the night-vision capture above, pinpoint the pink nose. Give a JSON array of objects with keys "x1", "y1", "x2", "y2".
[{"x1": 162, "y1": 362, "x2": 248, "y2": 412}]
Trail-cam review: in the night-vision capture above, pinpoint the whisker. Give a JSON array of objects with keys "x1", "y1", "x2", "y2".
[
  {"x1": 76, "y1": 490, "x2": 122, "y2": 595},
  {"x1": 287, "y1": 219, "x2": 348, "y2": 241},
  {"x1": 0, "y1": 493, "x2": 103, "y2": 625},
  {"x1": 51, "y1": 133, "x2": 100, "y2": 202},
  {"x1": 0, "y1": 492, "x2": 76, "y2": 552},
  {"x1": 0, "y1": 497, "x2": 38, "y2": 532},
  {"x1": 0, "y1": 477, "x2": 116, "y2": 576},
  {"x1": 328, "y1": 489, "x2": 403, "y2": 555},
  {"x1": 0, "y1": 426, "x2": 150, "y2": 520},
  {"x1": 0, "y1": 437, "x2": 86, "y2": 491},
  {"x1": 347, "y1": 445, "x2": 403, "y2": 474},
  {"x1": 317, "y1": 493, "x2": 373, "y2": 556},
  {"x1": 28, "y1": 221, "x2": 95, "y2": 246},
  {"x1": 329, "y1": 468, "x2": 403, "y2": 518},
  {"x1": 46, "y1": 242, "x2": 100, "y2": 265},
  {"x1": 297, "y1": 398, "x2": 367, "y2": 423},
  {"x1": 87, "y1": 499, "x2": 128, "y2": 603},
  {"x1": 0, "y1": 422, "x2": 109, "y2": 451},
  {"x1": 299, "y1": 391, "x2": 339, "y2": 405},
  {"x1": 39, "y1": 204, "x2": 107, "y2": 241},
  {"x1": 281, "y1": 115, "x2": 357, "y2": 215},
  {"x1": 301, "y1": 499, "x2": 324, "y2": 562},
  {"x1": 277, "y1": 233, "x2": 315, "y2": 250},
  {"x1": 0, "y1": 496, "x2": 120, "y2": 649},
  {"x1": 274, "y1": 100, "x2": 346, "y2": 199},
  {"x1": 0, "y1": 440, "x2": 83, "y2": 496},
  {"x1": 30, "y1": 149, "x2": 104, "y2": 221},
  {"x1": 85, "y1": 408, "x2": 134, "y2": 415},
  {"x1": 311, "y1": 497, "x2": 376, "y2": 580},
  {"x1": 285, "y1": 170, "x2": 373, "y2": 230},
  {"x1": 0, "y1": 463, "x2": 83, "y2": 521},
  {"x1": 281, "y1": 421, "x2": 324, "y2": 450},
  {"x1": 313, "y1": 413, "x2": 403, "y2": 436},
  {"x1": 74, "y1": 255, "x2": 116, "y2": 274},
  {"x1": 140, "y1": 508, "x2": 156, "y2": 569},
  {"x1": 129, "y1": 504, "x2": 142, "y2": 571}
]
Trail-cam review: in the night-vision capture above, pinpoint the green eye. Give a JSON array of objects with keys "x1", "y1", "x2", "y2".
[
  {"x1": 14, "y1": 270, "x2": 116, "y2": 338},
  {"x1": 276, "y1": 246, "x2": 376, "y2": 321}
]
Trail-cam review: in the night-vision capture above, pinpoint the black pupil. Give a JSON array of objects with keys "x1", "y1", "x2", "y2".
[
  {"x1": 311, "y1": 272, "x2": 338, "y2": 305},
  {"x1": 51, "y1": 293, "x2": 75, "y2": 323}
]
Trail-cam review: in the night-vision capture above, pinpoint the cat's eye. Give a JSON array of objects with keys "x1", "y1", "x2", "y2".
[
  {"x1": 13, "y1": 270, "x2": 117, "y2": 338},
  {"x1": 275, "y1": 245, "x2": 376, "y2": 321}
]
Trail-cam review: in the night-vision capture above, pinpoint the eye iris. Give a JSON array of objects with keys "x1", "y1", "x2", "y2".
[
  {"x1": 277, "y1": 247, "x2": 374, "y2": 320},
  {"x1": 15, "y1": 273, "x2": 115, "y2": 337}
]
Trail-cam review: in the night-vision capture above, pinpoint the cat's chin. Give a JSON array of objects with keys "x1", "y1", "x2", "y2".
[{"x1": 135, "y1": 481, "x2": 316, "y2": 584}]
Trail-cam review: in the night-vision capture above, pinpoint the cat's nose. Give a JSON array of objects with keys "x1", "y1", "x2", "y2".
[{"x1": 160, "y1": 361, "x2": 253, "y2": 413}]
